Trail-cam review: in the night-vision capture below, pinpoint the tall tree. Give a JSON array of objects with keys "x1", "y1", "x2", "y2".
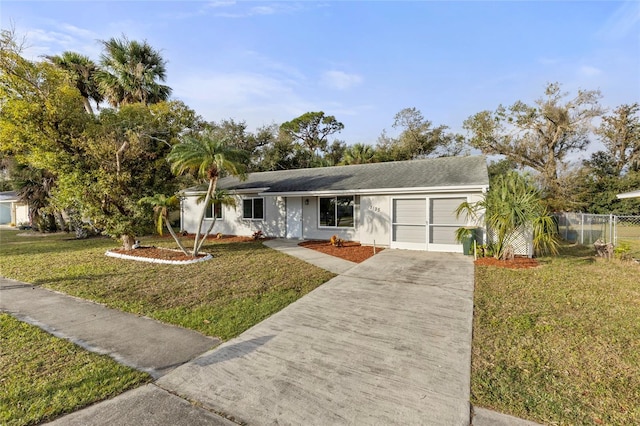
[
  {"x1": 463, "y1": 82, "x2": 602, "y2": 209},
  {"x1": 97, "y1": 35, "x2": 171, "y2": 107},
  {"x1": 376, "y1": 107, "x2": 465, "y2": 161},
  {"x1": 45, "y1": 51, "x2": 103, "y2": 114},
  {"x1": 51, "y1": 102, "x2": 198, "y2": 249},
  {"x1": 280, "y1": 112, "x2": 344, "y2": 165},
  {"x1": 341, "y1": 143, "x2": 377, "y2": 165},
  {"x1": 1, "y1": 29, "x2": 89, "y2": 232},
  {"x1": 323, "y1": 140, "x2": 347, "y2": 166},
  {"x1": 167, "y1": 132, "x2": 247, "y2": 256},
  {"x1": 595, "y1": 103, "x2": 640, "y2": 175}
]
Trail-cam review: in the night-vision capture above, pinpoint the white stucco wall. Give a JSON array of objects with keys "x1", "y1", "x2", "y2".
[
  {"x1": 359, "y1": 195, "x2": 391, "y2": 247},
  {"x1": 300, "y1": 196, "x2": 359, "y2": 241},
  {"x1": 181, "y1": 194, "x2": 286, "y2": 238},
  {"x1": 181, "y1": 190, "x2": 487, "y2": 252}
]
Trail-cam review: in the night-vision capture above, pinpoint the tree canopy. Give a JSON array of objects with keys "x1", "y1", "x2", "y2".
[
  {"x1": 376, "y1": 107, "x2": 465, "y2": 161},
  {"x1": 464, "y1": 82, "x2": 603, "y2": 210},
  {"x1": 0, "y1": 29, "x2": 201, "y2": 247},
  {"x1": 97, "y1": 35, "x2": 171, "y2": 107}
]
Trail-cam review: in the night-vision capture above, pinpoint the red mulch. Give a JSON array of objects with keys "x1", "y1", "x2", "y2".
[
  {"x1": 111, "y1": 235, "x2": 259, "y2": 262},
  {"x1": 474, "y1": 256, "x2": 539, "y2": 269},
  {"x1": 299, "y1": 240, "x2": 383, "y2": 263}
]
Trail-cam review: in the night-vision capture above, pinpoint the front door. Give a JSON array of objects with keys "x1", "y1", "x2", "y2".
[{"x1": 286, "y1": 197, "x2": 303, "y2": 239}]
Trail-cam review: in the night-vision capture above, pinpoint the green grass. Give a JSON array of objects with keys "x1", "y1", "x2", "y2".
[
  {"x1": 0, "y1": 229, "x2": 335, "y2": 425},
  {"x1": 472, "y1": 244, "x2": 640, "y2": 425},
  {"x1": 0, "y1": 313, "x2": 150, "y2": 426},
  {"x1": 0, "y1": 230, "x2": 335, "y2": 340}
]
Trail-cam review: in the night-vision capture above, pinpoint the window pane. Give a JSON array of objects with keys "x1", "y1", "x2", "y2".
[
  {"x1": 253, "y1": 198, "x2": 264, "y2": 219},
  {"x1": 205, "y1": 203, "x2": 213, "y2": 219},
  {"x1": 319, "y1": 197, "x2": 336, "y2": 227},
  {"x1": 214, "y1": 202, "x2": 223, "y2": 219},
  {"x1": 336, "y1": 196, "x2": 354, "y2": 227},
  {"x1": 243, "y1": 199, "x2": 253, "y2": 218}
]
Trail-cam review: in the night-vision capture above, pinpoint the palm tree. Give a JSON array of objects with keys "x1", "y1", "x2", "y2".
[
  {"x1": 341, "y1": 143, "x2": 377, "y2": 165},
  {"x1": 97, "y1": 35, "x2": 171, "y2": 107},
  {"x1": 139, "y1": 193, "x2": 189, "y2": 255},
  {"x1": 456, "y1": 171, "x2": 559, "y2": 259},
  {"x1": 167, "y1": 132, "x2": 247, "y2": 256},
  {"x1": 45, "y1": 51, "x2": 103, "y2": 114}
]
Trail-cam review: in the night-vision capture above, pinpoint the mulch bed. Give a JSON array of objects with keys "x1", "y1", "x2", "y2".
[
  {"x1": 111, "y1": 247, "x2": 206, "y2": 262},
  {"x1": 474, "y1": 256, "x2": 539, "y2": 269},
  {"x1": 299, "y1": 240, "x2": 383, "y2": 263},
  {"x1": 111, "y1": 235, "x2": 262, "y2": 262}
]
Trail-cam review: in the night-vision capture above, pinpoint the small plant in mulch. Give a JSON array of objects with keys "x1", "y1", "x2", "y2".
[
  {"x1": 330, "y1": 235, "x2": 344, "y2": 247},
  {"x1": 252, "y1": 230, "x2": 265, "y2": 240}
]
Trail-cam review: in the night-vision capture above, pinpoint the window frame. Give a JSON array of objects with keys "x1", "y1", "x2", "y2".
[
  {"x1": 318, "y1": 196, "x2": 355, "y2": 229},
  {"x1": 242, "y1": 197, "x2": 265, "y2": 221},
  {"x1": 204, "y1": 201, "x2": 223, "y2": 220}
]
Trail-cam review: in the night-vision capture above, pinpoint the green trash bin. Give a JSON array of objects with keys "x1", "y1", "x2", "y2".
[{"x1": 461, "y1": 228, "x2": 477, "y2": 256}]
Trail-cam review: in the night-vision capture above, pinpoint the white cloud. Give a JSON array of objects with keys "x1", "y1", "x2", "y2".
[
  {"x1": 321, "y1": 70, "x2": 363, "y2": 90},
  {"x1": 579, "y1": 65, "x2": 603, "y2": 77},
  {"x1": 17, "y1": 25, "x2": 101, "y2": 60},
  {"x1": 171, "y1": 71, "x2": 313, "y2": 125},
  {"x1": 209, "y1": 2, "x2": 305, "y2": 18}
]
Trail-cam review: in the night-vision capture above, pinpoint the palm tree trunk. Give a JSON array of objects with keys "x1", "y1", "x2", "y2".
[
  {"x1": 192, "y1": 178, "x2": 216, "y2": 257},
  {"x1": 122, "y1": 234, "x2": 136, "y2": 250},
  {"x1": 166, "y1": 220, "x2": 189, "y2": 255},
  {"x1": 82, "y1": 97, "x2": 94, "y2": 115},
  {"x1": 196, "y1": 217, "x2": 217, "y2": 254}
]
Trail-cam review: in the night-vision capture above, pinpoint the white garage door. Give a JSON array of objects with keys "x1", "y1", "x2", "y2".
[{"x1": 391, "y1": 197, "x2": 466, "y2": 252}]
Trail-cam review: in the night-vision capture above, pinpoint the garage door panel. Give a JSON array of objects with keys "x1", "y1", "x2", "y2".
[
  {"x1": 393, "y1": 225, "x2": 426, "y2": 244},
  {"x1": 393, "y1": 199, "x2": 426, "y2": 224},
  {"x1": 429, "y1": 226, "x2": 457, "y2": 244},
  {"x1": 430, "y1": 198, "x2": 466, "y2": 225}
]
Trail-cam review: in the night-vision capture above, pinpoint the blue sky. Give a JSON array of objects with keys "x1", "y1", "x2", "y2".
[{"x1": 2, "y1": 1, "x2": 639, "y2": 154}]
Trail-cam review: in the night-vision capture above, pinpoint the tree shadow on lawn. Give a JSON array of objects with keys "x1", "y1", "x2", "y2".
[
  {"x1": 31, "y1": 272, "x2": 123, "y2": 287},
  {"x1": 1, "y1": 236, "x2": 113, "y2": 257},
  {"x1": 198, "y1": 240, "x2": 270, "y2": 255}
]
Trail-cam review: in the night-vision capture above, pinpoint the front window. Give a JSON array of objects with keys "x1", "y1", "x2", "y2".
[
  {"x1": 205, "y1": 202, "x2": 223, "y2": 220},
  {"x1": 319, "y1": 196, "x2": 354, "y2": 228},
  {"x1": 243, "y1": 198, "x2": 264, "y2": 220}
]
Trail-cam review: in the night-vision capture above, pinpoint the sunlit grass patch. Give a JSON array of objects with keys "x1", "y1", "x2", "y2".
[
  {"x1": 0, "y1": 314, "x2": 150, "y2": 426},
  {"x1": 0, "y1": 229, "x2": 335, "y2": 340},
  {"x1": 472, "y1": 243, "x2": 640, "y2": 425}
]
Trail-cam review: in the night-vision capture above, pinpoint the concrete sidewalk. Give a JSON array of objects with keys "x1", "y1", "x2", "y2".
[{"x1": 0, "y1": 277, "x2": 218, "y2": 379}]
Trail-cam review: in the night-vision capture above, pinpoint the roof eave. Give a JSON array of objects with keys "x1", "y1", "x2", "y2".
[
  {"x1": 180, "y1": 187, "x2": 270, "y2": 196},
  {"x1": 260, "y1": 184, "x2": 490, "y2": 197}
]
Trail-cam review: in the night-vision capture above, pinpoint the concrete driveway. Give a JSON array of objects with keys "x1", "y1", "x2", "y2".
[{"x1": 157, "y1": 249, "x2": 475, "y2": 425}]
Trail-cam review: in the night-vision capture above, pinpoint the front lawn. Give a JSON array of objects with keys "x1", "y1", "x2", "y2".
[
  {"x1": 0, "y1": 230, "x2": 335, "y2": 340},
  {"x1": 0, "y1": 313, "x2": 150, "y2": 426},
  {"x1": 0, "y1": 229, "x2": 335, "y2": 425},
  {"x1": 472, "y1": 244, "x2": 640, "y2": 425}
]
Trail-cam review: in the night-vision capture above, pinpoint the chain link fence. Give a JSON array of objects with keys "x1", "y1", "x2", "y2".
[{"x1": 554, "y1": 213, "x2": 640, "y2": 247}]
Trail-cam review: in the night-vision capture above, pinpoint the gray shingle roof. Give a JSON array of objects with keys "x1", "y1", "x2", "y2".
[{"x1": 187, "y1": 156, "x2": 488, "y2": 194}]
